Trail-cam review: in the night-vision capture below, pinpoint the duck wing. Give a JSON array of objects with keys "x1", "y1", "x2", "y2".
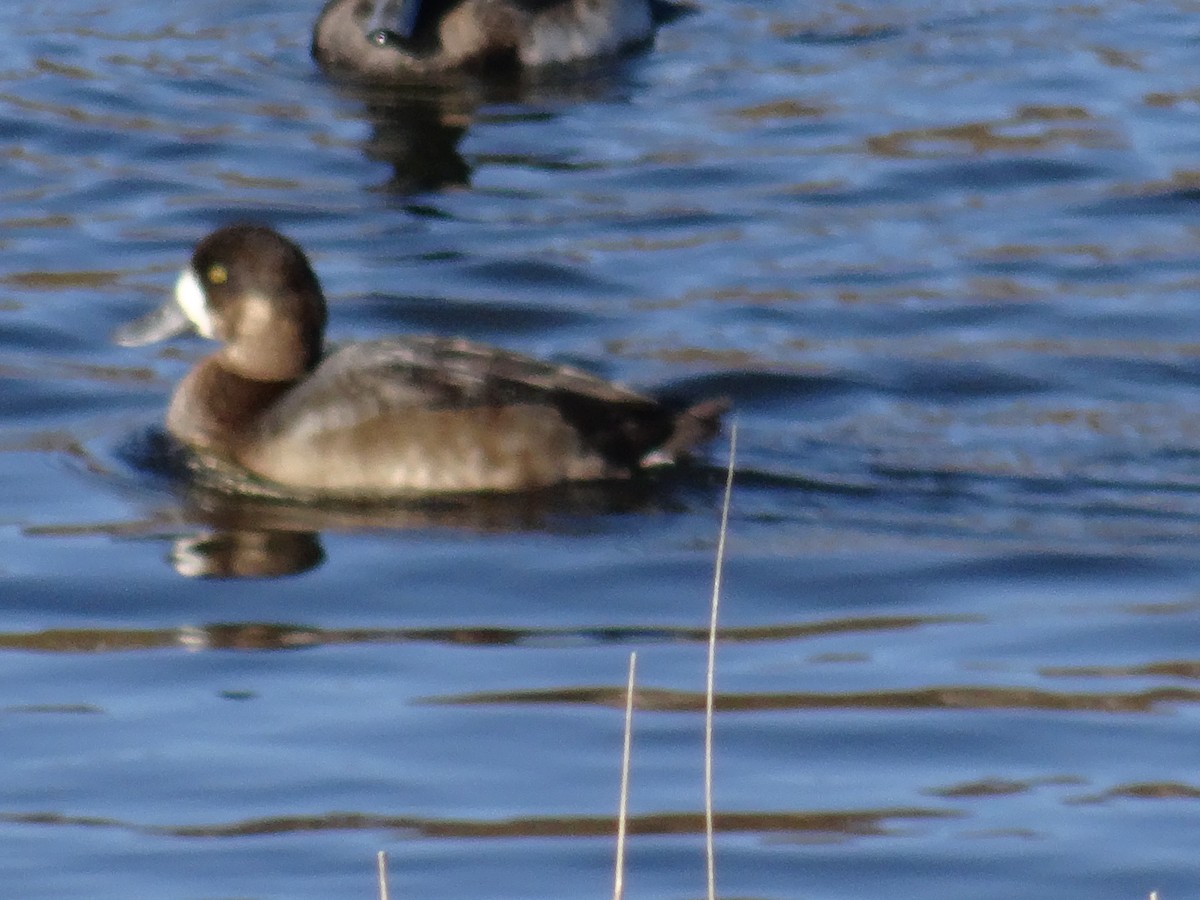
[{"x1": 257, "y1": 336, "x2": 711, "y2": 469}]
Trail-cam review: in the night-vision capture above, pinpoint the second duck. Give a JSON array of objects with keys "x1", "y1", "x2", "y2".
[{"x1": 312, "y1": 0, "x2": 680, "y2": 78}]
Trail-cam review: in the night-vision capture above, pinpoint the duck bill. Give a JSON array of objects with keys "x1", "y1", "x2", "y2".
[
  {"x1": 366, "y1": 0, "x2": 423, "y2": 42},
  {"x1": 112, "y1": 296, "x2": 193, "y2": 347}
]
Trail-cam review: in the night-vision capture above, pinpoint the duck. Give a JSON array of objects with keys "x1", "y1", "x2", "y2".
[
  {"x1": 114, "y1": 224, "x2": 727, "y2": 500},
  {"x1": 312, "y1": 0, "x2": 679, "y2": 78}
]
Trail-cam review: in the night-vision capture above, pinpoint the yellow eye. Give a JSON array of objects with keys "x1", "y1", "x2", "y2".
[{"x1": 207, "y1": 264, "x2": 228, "y2": 285}]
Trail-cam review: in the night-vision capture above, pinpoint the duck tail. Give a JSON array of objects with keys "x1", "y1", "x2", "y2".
[{"x1": 643, "y1": 396, "x2": 731, "y2": 467}]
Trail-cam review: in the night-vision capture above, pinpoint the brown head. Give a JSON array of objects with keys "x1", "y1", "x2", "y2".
[{"x1": 115, "y1": 224, "x2": 327, "y2": 383}]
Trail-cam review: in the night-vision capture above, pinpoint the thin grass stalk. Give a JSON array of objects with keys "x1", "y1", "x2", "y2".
[
  {"x1": 613, "y1": 652, "x2": 637, "y2": 900},
  {"x1": 705, "y1": 423, "x2": 737, "y2": 900},
  {"x1": 377, "y1": 849, "x2": 389, "y2": 900}
]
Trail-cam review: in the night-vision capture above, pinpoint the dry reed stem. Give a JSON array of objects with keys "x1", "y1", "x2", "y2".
[
  {"x1": 613, "y1": 652, "x2": 637, "y2": 900},
  {"x1": 706, "y1": 422, "x2": 737, "y2": 900},
  {"x1": 377, "y1": 849, "x2": 389, "y2": 900}
]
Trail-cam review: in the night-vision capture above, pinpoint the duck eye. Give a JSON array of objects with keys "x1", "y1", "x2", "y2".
[{"x1": 207, "y1": 264, "x2": 228, "y2": 285}]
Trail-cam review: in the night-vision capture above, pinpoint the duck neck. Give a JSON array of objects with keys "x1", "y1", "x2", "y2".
[{"x1": 166, "y1": 357, "x2": 298, "y2": 458}]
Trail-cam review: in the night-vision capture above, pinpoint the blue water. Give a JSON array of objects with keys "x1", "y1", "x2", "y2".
[{"x1": 2, "y1": 1, "x2": 1200, "y2": 897}]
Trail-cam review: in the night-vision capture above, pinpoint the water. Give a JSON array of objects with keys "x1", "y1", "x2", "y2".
[{"x1": 2, "y1": 1, "x2": 1200, "y2": 897}]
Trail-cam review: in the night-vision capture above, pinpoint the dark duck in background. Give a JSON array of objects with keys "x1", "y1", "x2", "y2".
[{"x1": 312, "y1": 0, "x2": 685, "y2": 78}]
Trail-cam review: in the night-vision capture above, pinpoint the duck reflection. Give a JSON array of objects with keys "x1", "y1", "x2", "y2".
[
  {"x1": 166, "y1": 467, "x2": 680, "y2": 579},
  {"x1": 339, "y1": 82, "x2": 474, "y2": 192},
  {"x1": 168, "y1": 529, "x2": 325, "y2": 579},
  {"x1": 328, "y1": 58, "x2": 651, "y2": 194},
  {"x1": 57, "y1": 426, "x2": 696, "y2": 579},
  {"x1": 23, "y1": 423, "x2": 711, "y2": 579}
]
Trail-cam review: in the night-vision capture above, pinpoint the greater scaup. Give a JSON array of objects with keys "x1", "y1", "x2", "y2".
[
  {"x1": 312, "y1": 0, "x2": 678, "y2": 78},
  {"x1": 115, "y1": 224, "x2": 727, "y2": 499}
]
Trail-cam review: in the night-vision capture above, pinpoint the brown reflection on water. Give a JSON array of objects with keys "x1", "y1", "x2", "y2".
[
  {"x1": 431, "y1": 684, "x2": 1200, "y2": 715},
  {"x1": 925, "y1": 775, "x2": 1085, "y2": 799},
  {"x1": 866, "y1": 105, "x2": 1114, "y2": 158},
  {"x1": 0, "y1": 613, "x2": 966, "y2": 655},
  {"x1": 1068, "y1": 782, "x2": 1200, "y2": 806},
  {"x1": 0, "y1": 361, "x2": 155, "y2": 392},
  {"x1": 1041, "y1": 659, "x2": 1200, "y2": 680},
  {"x1": 1, "y1": 703, "x2": 104, "y2": 715},
  {"x1": 0, "y1": 88, "x2": 226, "y2": 138},
  {"x1": 730, "y1": 99, "x2": 829, "y2": 123},
  {"x1": 0, "y1": 269, "x2": 122, "y2": 290},
  {"x1": 0, "y1": 806, "x2": 957, "y2": 841}
]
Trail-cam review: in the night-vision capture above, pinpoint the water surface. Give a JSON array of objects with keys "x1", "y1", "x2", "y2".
[{"x1": 2, "y1": 1, "x2": 1200, "y2": 898}]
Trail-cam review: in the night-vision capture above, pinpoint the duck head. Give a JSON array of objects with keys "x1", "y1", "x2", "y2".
[{"x1": 115, "y1": 225, "x2": 327, "y2": 383}]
